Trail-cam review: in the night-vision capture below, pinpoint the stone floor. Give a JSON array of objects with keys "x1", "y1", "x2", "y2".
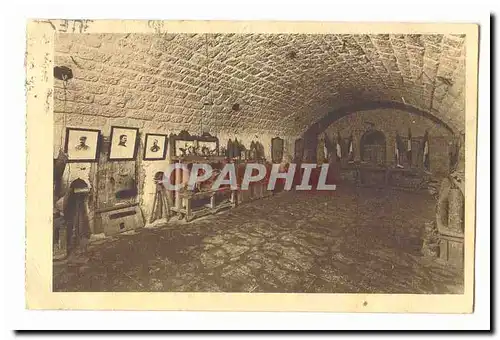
[{"x1": 53, "y1": 186, "x2": 463, "y2": 293}]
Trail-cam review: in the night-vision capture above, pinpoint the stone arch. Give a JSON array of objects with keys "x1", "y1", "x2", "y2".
[
  {"x1": 306, "y1": 101, "x2": 456, "y2": 136},
  {"x1": 302, "y1": 101, "x2": 458, "y2": 163},
  {"x1": 70, "y1": 178, "x2": 89, "y2": 190}
]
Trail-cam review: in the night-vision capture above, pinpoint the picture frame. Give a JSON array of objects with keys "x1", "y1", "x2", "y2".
[
  {"x1": 108, "y1": 126, "x2": 140, "y2": 161},
  {"x1": 169, "y1": 130, "x2": 219, "y2": 158},
  {"x1": 198, "y1": 132, "x2": 219, "y2": 157},
  {"x1": 64, "y1": 127, "x2": 101, "y2": 162},
  {"x1": 271, "y1": 137, "x2": 284, "y2": 163},
  {"x1": 143, "y1": 133, "x2": 168, "y2": 161},
  {"x1": 170, "y1": 130, "x2": 198, "y2": 158}
]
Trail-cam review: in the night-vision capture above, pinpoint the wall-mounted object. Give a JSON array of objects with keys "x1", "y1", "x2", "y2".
[
  {"x1": 252, "y1": 141, "x2": 265, "y2": 161},
  {"x1": 143, "y1": 133, "x2": 168, "y2": 161},
  {"x1": 336, "y1": 132, "x2": 344, "y2": 161},
  {"x1": 271, "y1": 137, "x2": 284, "y2": 163},
  {"x1": 171, "y1": 130, "x2": 198, "y2": 158},
  {"x1": 423, "y1": 130, "x2": 430, "y2": 171},
  {"x1": 226, "y1": 139, "x2": 234, "y2": 158},
  {"x1": 94, "y1": 134, "x2": 140, "y2": 235},
  {"x1": 401, "y1": 136, "x2": 423, "y2": 169},
  {"x1": 95, "y1": 136, "x2": 138, "y2": 212},
  {"x1": 53, "y1": 66, "x2": 73, "y2": 81},
  {"x1": 64, "y1": 127, "x2": 101, "y2": 162},
  {"x1": 246, "y1": 141, "x2": 265, "y2": 161},
  {"x1": 108, "y1": 126, "x2": 140, "y2": 161},
  {"x1": 233, "y1": 138, "x2": 244, "y2": 159},
  {"x1": 317, "y1": 137, "x2": 327, "y2": 163},
  {"x1": 294, "y1": 138, "x2": 304, "y2": 162},
  {"x1": 170, "y1": 130, "x2": 219, "y2": 158},
  {"x1": 199, "y1": 132, "x2": 219, "y2": 157},
  {"x1": 345, "y1": 135, "x2": 354, "y2": 163}
]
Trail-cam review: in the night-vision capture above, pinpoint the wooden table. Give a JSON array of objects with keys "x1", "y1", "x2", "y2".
[
  {"x1": 353, "y1": 165, "x2": 430, "y2": 191},
  {"x1": 171, "y1": 187, "x2": 237, "y2": 222},
  {"x1": 386, "y1": 167, "x2": 430, "y2": 191},
  {"x1": 357, "y1": 166, "x2": 389, "y2": 187}
]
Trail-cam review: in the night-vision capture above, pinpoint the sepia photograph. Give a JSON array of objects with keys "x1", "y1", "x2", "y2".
[
  {"x1": 24, "y1": 19, "x2": 480, "y2": 315},
  {"x1": 144, "y1": 133, "x2": 168, "y2": 160},
  {"x1": 63, "y1": 127, "x2": 100, "y2": 162},
  {"x1": 108, "y1": 126, "x2": 139, "y2": 160}
]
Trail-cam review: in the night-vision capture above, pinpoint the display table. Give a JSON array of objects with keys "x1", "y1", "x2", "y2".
[
  {"x1": 358, "y1": 166, "x2": 388, "y2": 187},
  {"x1": 339, "y1": 164, "x2": 360, "y2": 183},
  {"x1": 236, "y1": 162, "x2": 273, "y2": 204},
  {"x1": 171, "y1": 187, "x2": 237, "y2": 222},
  {"x1": 238, "y1": 181, "x2": 273, "y2": 204},
  {"x1": 343, "y1": 164, "x2": 430, "y2": 191}
]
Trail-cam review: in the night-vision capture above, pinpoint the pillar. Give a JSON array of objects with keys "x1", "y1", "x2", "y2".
[
  {"x1": 448, "y1": 188, "x2": 464, "y2": 234},
  {"x1": 437, "y1": 181, "x2": 465, "y2": 267}
]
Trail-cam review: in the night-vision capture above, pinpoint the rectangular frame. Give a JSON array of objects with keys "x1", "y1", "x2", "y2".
[
  {"x1": 143, "y1": 133, "x2": 168, "y2": 161},
  {"x1": 108, "y1": 126, "x2": 140, "y2": 161},
  {"x1": 63, "y1": 127, "x2": 101, "y2": 163},
  {"x1": 170, "y1": 130, "x2": 220, "y2": 158}
]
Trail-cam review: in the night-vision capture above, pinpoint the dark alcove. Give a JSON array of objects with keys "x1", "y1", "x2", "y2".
[{"x1": 360, "y1": 130, "x2": 386, "y2": 166}]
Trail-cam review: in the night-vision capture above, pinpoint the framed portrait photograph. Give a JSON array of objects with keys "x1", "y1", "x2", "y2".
[
  {"x1": 64, "y1": 127, "x2": 101, "y2": 162},
  {"x1": 108, "y1": 126, "x2": 139, "y2": 161},
  {"x1": 143, "y1": 133, "x2": 168, "y2": 160}
]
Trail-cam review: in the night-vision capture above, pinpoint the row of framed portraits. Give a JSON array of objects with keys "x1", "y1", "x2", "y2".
[{"x1": 64, "y1": 126, "x2": 168, "y2": 162}]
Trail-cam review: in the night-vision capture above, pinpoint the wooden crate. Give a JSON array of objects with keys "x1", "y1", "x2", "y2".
[
  {"x1": 439, "y1": 232, "x2": 464, "y2": 267},
  {"x1": 100, "y1": 204, "x2": 144, "y2": 236}
]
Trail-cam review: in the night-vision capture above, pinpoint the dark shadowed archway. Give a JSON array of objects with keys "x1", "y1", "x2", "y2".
[{"x1": 301, "y1": 101, "x2": 457, "y2": 162}]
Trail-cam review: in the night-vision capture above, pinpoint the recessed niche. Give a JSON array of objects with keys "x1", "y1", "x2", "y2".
[{"x1": 286, "y1": 51, "x2": 297, "y2": 59}]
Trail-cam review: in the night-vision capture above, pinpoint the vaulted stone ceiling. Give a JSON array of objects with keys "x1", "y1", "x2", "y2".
[{"x1": 55, "y1": 33, "x2": 466, "y2": 136}]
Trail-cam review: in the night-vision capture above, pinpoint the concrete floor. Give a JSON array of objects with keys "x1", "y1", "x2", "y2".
[{"x1": 53, "y1": 186, "x2": 463, "y2": 293}]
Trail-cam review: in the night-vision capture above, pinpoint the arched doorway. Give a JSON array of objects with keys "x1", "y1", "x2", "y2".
[
  {"x1": 360, "y1": 130, "x2": 386, "y2": 166},
  {"x1": 301, "y1": 101, "x2": 457, "y2": 164}
]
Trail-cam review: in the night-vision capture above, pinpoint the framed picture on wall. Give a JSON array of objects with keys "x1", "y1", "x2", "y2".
[
  {"x1": 198, "y1": 132, "x2": 219, "y2": 156},
  {"x1": 271, "y1": 137, "x2": 284, "y2": 163},
  {"x1": 175, "y1": 140, "x2": 196, "y2": 157},
  {"x1": 64, "y1": 127, "x2": 101, "y2": 162},
  {"x1": 108, "y1": 126, "x2": 140, "y2": 161},
  {"x1": 143, "y1": 133, "x2": 168, "y2": 160}
]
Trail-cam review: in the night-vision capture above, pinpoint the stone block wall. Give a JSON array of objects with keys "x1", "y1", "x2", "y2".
[{"x1": 53, "y1": 33, "x2": 296, "y2": 228}]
